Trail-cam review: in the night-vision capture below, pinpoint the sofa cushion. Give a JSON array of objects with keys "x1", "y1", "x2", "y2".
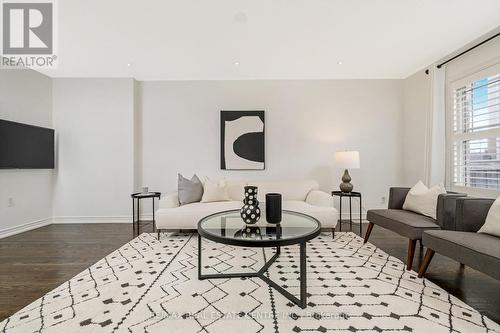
[
  {"x1": 178, "y1": 174, "x2": 203, "y2": 205},
  {"x1": 201, "y1": 178, "x2": 230, "y2": 203},
  {"x1": 306, "y1": 190, "x2": 333, "y2": 207},
  {"x1": 249, "y1": 180, "x2": 319, "y2": 201},
  {"x1": 156, "y1": 201, "x2": 243, "y2": 229},
  {"x1": 402, "y1": 181, "x2": 446, "y2": 220},
  {"x1": 423, "y1": 230, "x2": 500, "y2": 280},
  {"x1": 226, "y1": 180, "x2": 247, "y2": 201},
  {"x1": 367, "y1": 209, "x2": 440, "y2": 239},
  {"x1": 283, "y1": 201, "x2": 336, "y2": 227},
  {"x1": 479, "y1": 196, "x2": 500, "y2": 237}
]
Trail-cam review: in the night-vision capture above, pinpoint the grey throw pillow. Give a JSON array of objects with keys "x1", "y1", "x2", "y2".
[{"x1": 178, "y1": 174, "x2": 203, "y2": 205}]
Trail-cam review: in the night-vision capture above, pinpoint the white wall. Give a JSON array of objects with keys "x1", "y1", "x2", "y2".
[
  {"x1": 1, "y1": 76, "x2": 405, "y2": 226},
  {"x1": 139, "y1": 80, "x2": 404, "y2": 213},
  {"x1": 52, "y1": 78, "x2": 135, "y2": 221},
  {"x1": 0, "y1": 69, "x2": 54, "y2": 237},
  {"x1": 133, "y1": 80, "x2": 142, "y2": 191}
]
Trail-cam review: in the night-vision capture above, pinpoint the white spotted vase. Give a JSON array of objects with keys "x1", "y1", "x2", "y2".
[{"x1": 240, "y1": 186, "x2": 261, "y2": 224}]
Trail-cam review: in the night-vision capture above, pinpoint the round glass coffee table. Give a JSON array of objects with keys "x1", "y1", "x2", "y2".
[{"x1": 197, "y1": 210, "x2": 321, "y2": 309}]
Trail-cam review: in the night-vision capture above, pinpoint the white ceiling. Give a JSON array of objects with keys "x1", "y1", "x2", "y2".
[{"x1": 41, "y1": 0, "x2": 500, "y2": 80}]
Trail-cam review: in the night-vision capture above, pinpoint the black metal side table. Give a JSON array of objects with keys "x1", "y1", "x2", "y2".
[
  {"x1": 131, "y1": 192, "x2": 161, "y2": 235},
  {"x1": 332, "y1": 191, "x2": 362, "y2": 235}
]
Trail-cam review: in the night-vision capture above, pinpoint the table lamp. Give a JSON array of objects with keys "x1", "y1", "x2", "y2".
[{"x1": 334, "y1": 151, "x2": 360, "y2": 193}]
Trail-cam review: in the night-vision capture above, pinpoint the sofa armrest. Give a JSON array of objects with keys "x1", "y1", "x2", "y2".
[
  {"x1": 306, "y1": 190, "x2": 333, "y2": 207},
  {"x1": 456, "y1": 197, "x2": 494, "y2": 232},
  {"x1": 159, "y1": 193, "x2": 180, "y2": 209},
  {"x1": 388, "y1": 187, "x2": 410, "y2": 209},
  {"x1": 436, "y1": 192, "x2": 467, "y2": 230}
]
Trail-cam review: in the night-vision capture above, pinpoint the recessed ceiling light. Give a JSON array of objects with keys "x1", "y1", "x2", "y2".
[
  {"x1": 337, "y1": 61, "x2": 343, "y2": 65},
  {"x1": 234, "y1": 61, "x2": 240, "y2": 66},
  {"x1": 127, "y1": 63, "x2": 132, "y2": 67}
]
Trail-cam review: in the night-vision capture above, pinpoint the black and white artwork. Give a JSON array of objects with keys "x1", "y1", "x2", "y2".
[{"x1": 220, "y1": 111, "x2": 265, "y2": 170}]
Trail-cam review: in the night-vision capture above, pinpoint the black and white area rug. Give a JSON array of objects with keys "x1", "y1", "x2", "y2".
[{"x1": 1, "y1": 232, "x2": 499, "y2": 333}]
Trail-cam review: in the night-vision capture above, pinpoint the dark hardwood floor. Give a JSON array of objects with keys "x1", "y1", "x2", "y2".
[
  {"x1": 0, "y1": 223, "x2": 136, "y2": 321},
  {"x1": 0, "y1": 221, "x2": 499, "y2": 323}
]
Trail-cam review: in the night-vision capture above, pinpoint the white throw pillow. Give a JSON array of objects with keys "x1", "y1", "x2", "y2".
[
  {"x1": 402, "y1": 181, "x2": 446, "y2": 220},
  {"x1": 225, "y1": 180, "x2": 247, "y2": 201},
  {"x1": 201, "y1": 178, "x2": 230, "y2": 203},
  {"x1": 478, "y1": 197, "x2": 500, "y2": 237}
]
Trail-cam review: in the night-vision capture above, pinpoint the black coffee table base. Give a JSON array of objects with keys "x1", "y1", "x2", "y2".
[{"x1": 197, "y1": 234, "x2": 307, "y2": 309}]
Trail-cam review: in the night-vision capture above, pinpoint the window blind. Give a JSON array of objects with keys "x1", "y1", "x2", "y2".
[{"x1": 451, "y1": 66, "x2": 500, "y2": 190}]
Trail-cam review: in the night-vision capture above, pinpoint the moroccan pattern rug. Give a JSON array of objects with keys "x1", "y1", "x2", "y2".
[{"x1": 1, "y1": 232, "x2": 499, "y2": 333}]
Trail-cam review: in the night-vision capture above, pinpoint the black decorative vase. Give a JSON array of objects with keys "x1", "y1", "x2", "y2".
[
  {"x1": 240, "y1": 186, "x2": 260, "y2": 224},
  {"x1": 265, "y1": 193, "x2": 282, "y2": 224}
]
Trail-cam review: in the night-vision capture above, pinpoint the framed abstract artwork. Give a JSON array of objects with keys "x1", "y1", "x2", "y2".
[{"x1": 220, "y1": 111, "x2": 265, "y2": 170}]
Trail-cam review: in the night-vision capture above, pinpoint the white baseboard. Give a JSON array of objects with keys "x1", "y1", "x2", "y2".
[
  {"x1": 0, "y1": 218, "x2": 52, "y2": 239},
  {"x1": 339, "y1": 212, "x2": 368, "y2": 223},
  {"x1": 0, "y1": 212, "x2": 367, "y2": 239},
  {"x1": 52, "y1": 216, "x2": 132, "y2": 224}
]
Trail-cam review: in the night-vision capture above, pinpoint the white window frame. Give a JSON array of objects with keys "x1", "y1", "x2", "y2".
[{"x1": 446, "y1": 61, "x2": 500, "y2": 197}]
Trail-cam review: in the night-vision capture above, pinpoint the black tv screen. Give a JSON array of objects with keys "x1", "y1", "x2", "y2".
[{"x1": 0, "y1": 119, "x2": 55, "y2": 169}]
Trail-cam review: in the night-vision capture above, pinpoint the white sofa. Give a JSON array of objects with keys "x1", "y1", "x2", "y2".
[{"x1": 155, "y1": 179, "x2": 338, "y2": 235}]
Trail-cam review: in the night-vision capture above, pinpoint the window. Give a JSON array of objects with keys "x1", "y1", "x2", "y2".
[{"x1": 450, "y1": 63, "x2": 500, "y2": 192}]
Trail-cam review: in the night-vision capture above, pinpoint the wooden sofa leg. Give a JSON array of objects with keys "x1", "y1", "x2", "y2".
[
  {"x1": 407, "y1": 239, "x2": 417, "y2": 271},
  {"x1": 157, "y1": 230, "x2": 161, "y2": 240},
  {"x1": 332, "y1": 228, "x2": 335, "y2": 239},
  {"x1": 363, "y1": 222, "x2": 374, "y2": 244},
  {"x1": 418, "y1": 249, "x2": 435, "y2": 278}
]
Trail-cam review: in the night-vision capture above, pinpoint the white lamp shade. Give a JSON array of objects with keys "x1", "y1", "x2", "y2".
[{"x1": 334, "y1": 151, "x2": 360, "y2": 169}]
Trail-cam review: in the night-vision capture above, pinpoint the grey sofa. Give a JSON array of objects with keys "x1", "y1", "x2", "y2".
[
  {"x1": 418, "y1": 197, "x2": 500, "y2": 280},
  {"x1": 364, "y1": 187, "x2": 466, "y2": 271}
]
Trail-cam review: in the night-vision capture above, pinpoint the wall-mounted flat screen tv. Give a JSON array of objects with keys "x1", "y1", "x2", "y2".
[{"x1": 0, "y1": 119, "x2": 55, "y2": 169}]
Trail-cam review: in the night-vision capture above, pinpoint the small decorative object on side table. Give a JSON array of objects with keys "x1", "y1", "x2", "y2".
[
  {"x1": 331, "y1": 191, "x2": 362, "y2": 235},
  {"x1": 131, "y1": 191, "x2": 161, "y2": 236}
]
